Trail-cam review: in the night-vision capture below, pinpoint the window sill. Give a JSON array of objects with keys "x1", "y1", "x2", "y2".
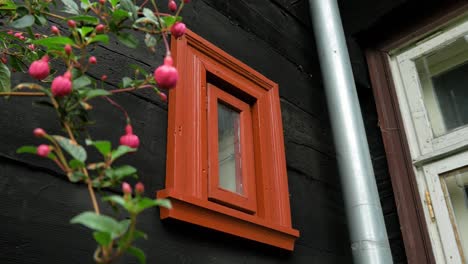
[{"x1": 157, "y1": 189, "x2": 299, "y2": 250}]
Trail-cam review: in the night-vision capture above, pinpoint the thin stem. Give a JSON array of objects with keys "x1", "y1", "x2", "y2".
[
  {"x1": 0, "y1": 92, "x2": 45, "y2": 96},
  {"x1": 103, "y1": 96, "x2": 129, "y2": 121},
  {"x1": 151, "y1": 0, "x2": 171, "y2": 55},
  {"x1": 41, "y1": 11, "x2": 66, "y2": 20},
  {"x1": 63, "y1": 122, "x2": 77, "y2": 143},
  {"x1": 85, "y1": 171, "x2": 101, "y2": 215}
]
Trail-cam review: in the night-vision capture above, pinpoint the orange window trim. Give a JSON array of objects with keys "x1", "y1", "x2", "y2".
[
  {"x1": 207, "y1": 84, "x2": 257, "y2": 214},
  {"x1": 157, "y1": 30, "x2": 300, "y2": 251}
]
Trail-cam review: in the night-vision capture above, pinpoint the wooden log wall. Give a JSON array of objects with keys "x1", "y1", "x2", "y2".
[{"x1": 0, "y1": 0, "x2": 415, "y2": 263}]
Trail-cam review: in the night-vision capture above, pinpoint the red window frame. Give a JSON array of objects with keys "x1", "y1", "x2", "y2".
[
  {"x1": 157, "y1": 30, "x2": 299, "y2": 250},
  {"x1": 207, "y1": 84, "x2": 257, "y2": 214}
]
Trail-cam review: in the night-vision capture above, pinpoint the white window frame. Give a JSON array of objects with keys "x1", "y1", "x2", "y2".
[{"x1": 388, "y1": 15, "x2": 468, "y2": 264}]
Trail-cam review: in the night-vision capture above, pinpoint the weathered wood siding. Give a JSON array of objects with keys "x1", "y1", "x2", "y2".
[{"x1": 0, "y1": 0, "x2": 415, "y2": 263}]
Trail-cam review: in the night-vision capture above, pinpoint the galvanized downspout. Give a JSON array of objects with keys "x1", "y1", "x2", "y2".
[{"x1": 308, "y1": 1, "x2": 393, "y2": 263}]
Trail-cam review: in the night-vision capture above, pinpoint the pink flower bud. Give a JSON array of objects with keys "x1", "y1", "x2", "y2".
[
  {"x1": 122, "y1": 182, "x2": 132, "y2": 195},
  {"x1": 120, "y1": 125, "x2": 140, "y2": 148},
  {"x1": 135, "y1": 182, "x2": 144, "y2": 194},
  {"x1": 7, "y1": 30, "x2": 13, "y2": 35},
  {"x1": 51, "y1": 26, "x2": 60, "y2": 35},
  {"x1": 170, "y1": 22, "x2": 186, "y2": 38},
  {"x1": 37, "y1": 144, "x2": 51, "y2": 157},
  {"x1": 88, "y1": 56, "x2": 97, "y2": 64},
  {"x1": 99, "y1": 0, "x2": 106, "y2": 4},
  {"x1": 64, "y1": 44, "x2": 72, "y2": 55},
  {"x1": 28, "y1": 56, "x2": 50, "y2": 80},
  {"x1": 101, "y1": 75, "x2": 108, "y2": 81},
  {"x1": 28, "y1": 44, "x2": 35, "y2": 50},
  {"x1": 1, "y1": 57, "x2": 7, "y2": 64},
  {"x1": 67, "y1": 20, "x2": 76, "y2": 28},
  {"x1": 33, "y1": 128, "x2": 46, "y2": 137},
  {"x1": 158, "y1": 92, "x2": 167, "y2": 102},
  {"x1": 154, "y1": 55, "x2": 178, "y2": 89},
  {"x1": 95, "y1": 24, "x2": 105, "y2": 33},
  {"x1": 14, "y1": 32, "x2": 23, "y2": 38},
  {"x1": 51, "y1": 71, "x2": 73, "y2": 97},
  {"x1": 168, "y1": 0, "x2": 177, "y2": 12}
]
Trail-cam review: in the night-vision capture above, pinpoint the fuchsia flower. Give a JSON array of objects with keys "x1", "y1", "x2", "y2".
[
  {"x1": 37, "y1": 144, "x2": 51, "y2": 157},
  {"x1": 154, "y1": 55, "x2": 178, "y2": 89},
  {"x1": 168, "y1": 0, "x2": 177, "y2": 12},
  {"x1": 51, "y1": 71, "x2": 72, "y2": 97},
  {"x1": 120, "y1": 125, "x2": 140, "y2": 148},
  {"x1": 33, "y1": 128, "x2": 46, "y2": 137},
  {"x1": 122, "y1": 182, "x2": 132, "y2": 195},
  {"x1": 29, "y1": 56, "x2": 50, "y2": 80},
  {"x1": 51, "y1": 26, "x2": 60, "y2": 35},
  {"x1": 95, "y1": 24, "x2": 105, "y2": 33},
  {"x1": 67, "y1": 20, "x2": 76, "y2": 28},
  {"x1": 170, "y1": 22, "x2": 186, "y2": 38},
  {"x1": 64, "y1": 44, "x2": 72, "y2": 55},
  {"x1": 135, "y1": 182, "x2": 144, "y2": 194},
  {"x1": 158, "y1": 92, "x2": 167, "y2": 102},
  {"x1": 89, "y1": 56, "x2": 97, "y2": 64}
]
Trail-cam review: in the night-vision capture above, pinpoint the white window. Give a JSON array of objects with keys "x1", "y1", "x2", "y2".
[{"x1": 390, "y1": 15, "x2": 468, "y2": 263}]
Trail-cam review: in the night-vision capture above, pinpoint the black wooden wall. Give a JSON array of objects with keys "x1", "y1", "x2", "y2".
[{"x1": 0, "y1": 0, "x2": 416, "y2": 263}]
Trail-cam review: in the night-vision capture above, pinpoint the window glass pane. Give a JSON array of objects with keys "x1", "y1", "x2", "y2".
[
  {"x1": 217, "y1": 102, "x2": 243, "y2": 194},
  {"x1": 442, "y1": 167, "x2": 468, "y2": 262},
  {"x1": 415, "y1": 35, "x2": 468, "y2": 136}
]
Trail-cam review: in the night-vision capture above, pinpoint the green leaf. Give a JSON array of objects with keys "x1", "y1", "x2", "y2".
[
  {"x1": 0, "y1": 0, "x2": 16, "y2": 10},
  {"x1": 129, "y1": 64, "x2": 148, "y2": 77},
  {"x1": 69, "y1": 171, "x2": 85, "y2": 182},
  {"x1": 61, "y1": 0, "x2": 80, "y2": 15},
  {"x1": 113, "y1": 165, "x2": 137, "y2": 179},
  {"x1": 86, "y1": 139, "x2": 111, "y2": 156},
  {"x1": 120, "y1": 0, "x2": 137, "y2": 20},
  {"x1": 111, "y1": 9, "x2": 128, "y2": 22},
  {"x1": 0, "y1": 63, "x2": 11, "y2": 93},
  {"x1": 111, "y1": 145, "x2": 136, "y2": 161},
  {"x1": 16, "y1": 145, "x2": 37, "y2": 154},
  {"x1": 135, "y1": 198, "x2": 171, "y2": 213},
  {"x1": 144, "y1": 33, "x2": 157, "y2": 48},
  {"x1": 133, "y1": 230, "x2": 148, "y2": 240},
  {"x1": 109, "y1": 0, "x2": 119, "y2": 8},
  {"x1": 53, "y1": 135, "x2": 87, "y2": 162},
  {"x1": 68, "y1": 15, "x2": 99, "y2": 25},
  {"x1": 142, "y1": 8, "x2": 158, "y2": 25},
  {"x1": 69, "y1": 159, "x2": 85, "y2": 169},
  {"x1": 11, "y1": 14, "x2": 34, "y2": 28},
  {"x1": 121, "y1": 77, "x2": 132, "y2": 88},
  {"x1": 102, "y1": 195, "x2": 127, "y2": 208},
  {"x1": 77, "y1": 26, "x2": 94, "y2": 38},
  {"x1": 84, "y1": 89, "x2": 111, "y2": 100},
  {"x1": 117, "y1": 32, "x2": 138, "y2": 48},
  {"x1": 70, "y1": 212, "x2": 123, "y2": 238},
  {"x1": 89, "y1": 34, "x2": 109, "y2": 44},
  {"x1": 93, "y1": 231, "x2": 112, "y2": 246},
  {"x1": 73, "y1": 75, "x2": 92, "y2": 89},
  {"x1": 160, "y1": 16, "x2": 181, "y2": 28},
  {"x1": 127, "y1": 246, "x2": 146, "y2": 264},
  {"x1": 33, "y1": 37, "x2": 75, "y2": 50},
  {"x1": 35, "y1": 15, "x2": 48, "y2": 26}
]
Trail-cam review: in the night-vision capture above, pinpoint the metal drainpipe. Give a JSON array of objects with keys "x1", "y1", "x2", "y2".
[{"x1": 308, "y1": 0, "x2": 393, "y2": 263}]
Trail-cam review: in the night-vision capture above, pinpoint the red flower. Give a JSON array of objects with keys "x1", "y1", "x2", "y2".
[
  {"x1": 154, "y1": 55, "x2": 178, "y2": 89},
  {"x1": 120, "y1": 125, "x2": 140, "y2": 148},
  {"x1": 170, "y1": 22, "x2": 186, "y2": 38},
  {"x1": 51, "y1": 71, "x2": 73, "y2": 97},
  {"x1": 33, "y1": 128, "x2": 46, "y2": 137},
  {"x1": 29, "y1": 56, "x2": 50, "y2": 80},
  {"x1": 122, "y1": 182, "x2": 132, "y2": 195},
  {"x1": 135, "y1": 182, "x2": 144, "y2": 194},
  {"x1": 88, "y1": 56, "x2": 97, "y2": 65},
  {"x1": 37, "y1": 144, "x2": 51, "y2": 157}
]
